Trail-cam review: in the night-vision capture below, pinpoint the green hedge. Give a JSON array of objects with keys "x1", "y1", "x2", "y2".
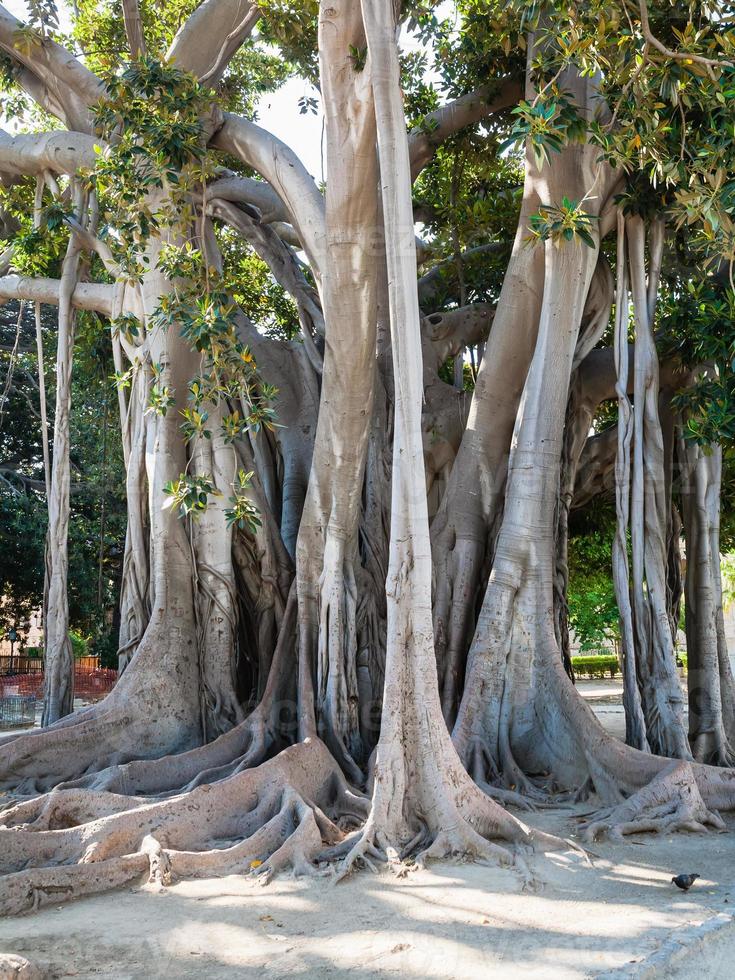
[
  {"x1": 572, "y1": 652, "x2": 688, "y2": 678},
  {"x1": 571, "y1": 655, "x2": 619, "y2": 678}
]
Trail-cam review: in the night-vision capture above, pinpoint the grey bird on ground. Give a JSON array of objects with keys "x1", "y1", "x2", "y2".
[{"x1": 672, "y1": 874, "x2": 700, "y2": 891}]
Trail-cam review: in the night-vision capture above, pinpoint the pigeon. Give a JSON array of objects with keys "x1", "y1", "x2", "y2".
[{"x1": 672, "y1": 873, "x2": 700, "y2": 891}]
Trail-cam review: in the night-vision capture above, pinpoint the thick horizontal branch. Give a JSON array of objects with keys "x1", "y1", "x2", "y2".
[
  {"x1": 168, "y1": 0, "x2": 260, "y2": 83},
  {"x1": 409, "y1": 78, "x2": 523, "y2": 180},
  {"x1": 572, "y1": 426, "x2": 616, "y2": 509},
  {"x1": 0, "y1": 275, "x2": 113, "y2": 315},
  {"x1": 572, "y1": 346, "x2": 696, "y2": 510},
  {"x1": 0, "y1": 130, "x2": 98, "y2": 177},
  {"x1": 206, "y1": 171, "x2": 291, "y2": 224},
  {"x1": 211, "y1": 114, "x2": 326, "y2": 274}
]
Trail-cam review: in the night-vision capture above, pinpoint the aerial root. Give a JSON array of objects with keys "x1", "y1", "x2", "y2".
[
  {"x1": 0, "y1": 738, "x2": 367, "y2": 914},
  {"x1": 467, "y1": 741, "x2": 550, "y2": 810},
  {"x1": 579, "y1": 761, "x2": 727, "y2": 842},
  {"x1": 478, "y1": 780, "x2": 538, "y2": 812}
]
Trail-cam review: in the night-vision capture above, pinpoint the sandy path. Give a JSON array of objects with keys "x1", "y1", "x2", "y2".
[{"x1": 1, "y1": 809, "x2": 733, "y2": 979}]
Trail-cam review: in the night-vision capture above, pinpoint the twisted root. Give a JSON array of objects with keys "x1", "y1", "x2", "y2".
[
  {"x1": 580, "y1": 761, "x2": 727, "y2": 842},
  {"x1": 0, "y1": 738, "x2": 367, "y2": 915}
]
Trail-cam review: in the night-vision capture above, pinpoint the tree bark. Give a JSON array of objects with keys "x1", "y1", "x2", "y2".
[{"x1": 680, "y1": 436, "x2": 735, "y2": 765}]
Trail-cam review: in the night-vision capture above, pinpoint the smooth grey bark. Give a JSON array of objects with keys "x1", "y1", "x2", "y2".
[
  {"x1": 342, "y1": 0, "x2": 561, "y2": 868},
  {"x1": 554, "y1": 254, "x2": 615, "y2": 678},
  {"x1": 680, "y1": 436, "x2": 735, "y2": 765},
  {"x1": 294, "y1": 0, "x2": 379, "y2": 778},
  {"x1": 626, "y1": 216, "x2": 690, "y2": 759},
  {"x1": 610, "y1": 214, "x2": 649, "y2": 751},
  {"x1": 1, "y1": 0, "x2": 735, "y2": 909},
  {"x1": 451, "y1": 64, "x2": 620, "y2": 788},
  {"x1": 42, "y1": 205, "x2": 84, "y2": 725}
]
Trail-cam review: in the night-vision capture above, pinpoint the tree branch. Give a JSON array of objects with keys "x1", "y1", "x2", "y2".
[
  {"x1": 0, "y1": 276, "x2": 113, "y2": 315},
  {"x1": 408, "y1": 78, "x2": 523, "y2": 180},
  {"x1": 206, "y1": 196, "x2": 325, "y2": 371},
  {"x1": 206, "y1": 171, "x2": 291, "y2": 224},
  {"x1": 0, "y1": 4, "x2": 104, "y2": 131},
  {"x1": 637, "y1": 0, "x2": 731, "y2": 72},
  {"x1": 0, "y1": 129, "x2": 98, "y2": 177},
  {"x1": 577, "y1": 343, "x2": 690, "y2": 407},
  {"x1": 167, "y1": 0, "x2": 260, "y2": 84},
  {"x1": 572, "y1": 426, "x2": 617, "y2": 509},
  {"x1": 417, "y1": 242, "x2": 507, "y2": 309},
  {"x1": 211, "y1": 113, "x2": 327, "y2": 276},
  {"x1": 121, "y1": 0, "x2": 146, "y2": 58},
  {"x1": 422, "y1": 303, "x2": 494, "y2": 369}
]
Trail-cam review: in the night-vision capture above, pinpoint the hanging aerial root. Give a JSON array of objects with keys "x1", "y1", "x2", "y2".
[
  {"x1": 580, "y1": 761, "x2": 727, "y2": 842},
  {"x1": 0, "y1": 739, "x2": 371, "y2": 915}
]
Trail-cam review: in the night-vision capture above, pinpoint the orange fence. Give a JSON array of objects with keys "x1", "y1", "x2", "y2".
[
  {"x1": 0, "y1": 655, "x2": 43, "y2": 674},
  {"x1": 0, "y1": 666, "x2": 117, "y2": 702}
]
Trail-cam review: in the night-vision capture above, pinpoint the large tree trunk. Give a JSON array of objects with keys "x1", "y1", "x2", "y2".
[
  {"x1": 430, "y1": 137, "x2": 545, "y2": 724},
  {"x1": 451, "y1": 66, "x2": 618, "y2": 788},
  {"x1": 625, "y1": 216, "x2": 690, "y2": 759},
  {"x1": 2, "y1": 0, "x2": 735, "y2": 915},
  {"x1": 339, "y1": 0, "x2": 565, "y2": 869},
  {"x1": 295, "y1": 0, "x2": 379, "y2": 777},
  {"x1": 680, "y1": 437, "x2": 735, "y2": 765}
]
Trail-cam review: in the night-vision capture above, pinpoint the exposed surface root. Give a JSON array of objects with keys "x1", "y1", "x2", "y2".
[
  {"x1": 329, "y1": 815, "x2": 536, "y2": 889},
  {"x1": 327, "y1": 772, "x2": 581, "y2": 890},
  {"x1": 0, "y1": 788, "x2": 144, "y2": 830},
  {"x1": 580, "y1": 761, "x2": 727, "y2": 842},
  {"x1": 477, "y1": 781, "x2": 539, "y2": 812},
  {"x1": 53, "y1": 704, "x2": 276, "y2": 798},
  {"x1": 0, "y1": 739, "x2": 368, "y2": 915},
  {"x1": 0, "y1": 953, "x2": 46, "y2": 978}
]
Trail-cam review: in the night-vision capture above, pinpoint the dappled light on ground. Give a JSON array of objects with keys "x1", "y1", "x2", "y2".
[{"x1": 1, "y1": 809, "x2": 733, "y2": 978}]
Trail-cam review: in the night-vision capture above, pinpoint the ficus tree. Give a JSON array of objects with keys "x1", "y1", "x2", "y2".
[{"x1": 0, "y1": 0, "x2": 735, "y2": 913}]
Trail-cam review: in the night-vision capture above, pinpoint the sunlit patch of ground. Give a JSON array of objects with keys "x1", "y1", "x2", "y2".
[{"x1": 1, "y1": 808, "x2": 733, "y2": 978}]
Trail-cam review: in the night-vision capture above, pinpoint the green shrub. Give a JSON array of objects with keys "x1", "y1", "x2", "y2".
[
  {"x1": 571, "y1": 652, "x2": 688, "y2": 678},
  {"x1": 69, "y1": 631, "x2": 89, "y2": 659},
  {"x1": 571, "y1": 654, "x2": 620, "y2": 679}
]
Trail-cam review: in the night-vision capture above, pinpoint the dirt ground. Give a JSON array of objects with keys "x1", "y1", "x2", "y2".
[
  {"x1": 1, "y1": 683, "x2": 732, "y2": 979},
  {"x1": 1, "y1": 806, "x2": 734, "y2": 979}
]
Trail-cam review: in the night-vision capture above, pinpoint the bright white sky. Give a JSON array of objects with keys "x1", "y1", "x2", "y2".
[{"x1": 4, "y1": 0, "x2": 454, "y2": 181}]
